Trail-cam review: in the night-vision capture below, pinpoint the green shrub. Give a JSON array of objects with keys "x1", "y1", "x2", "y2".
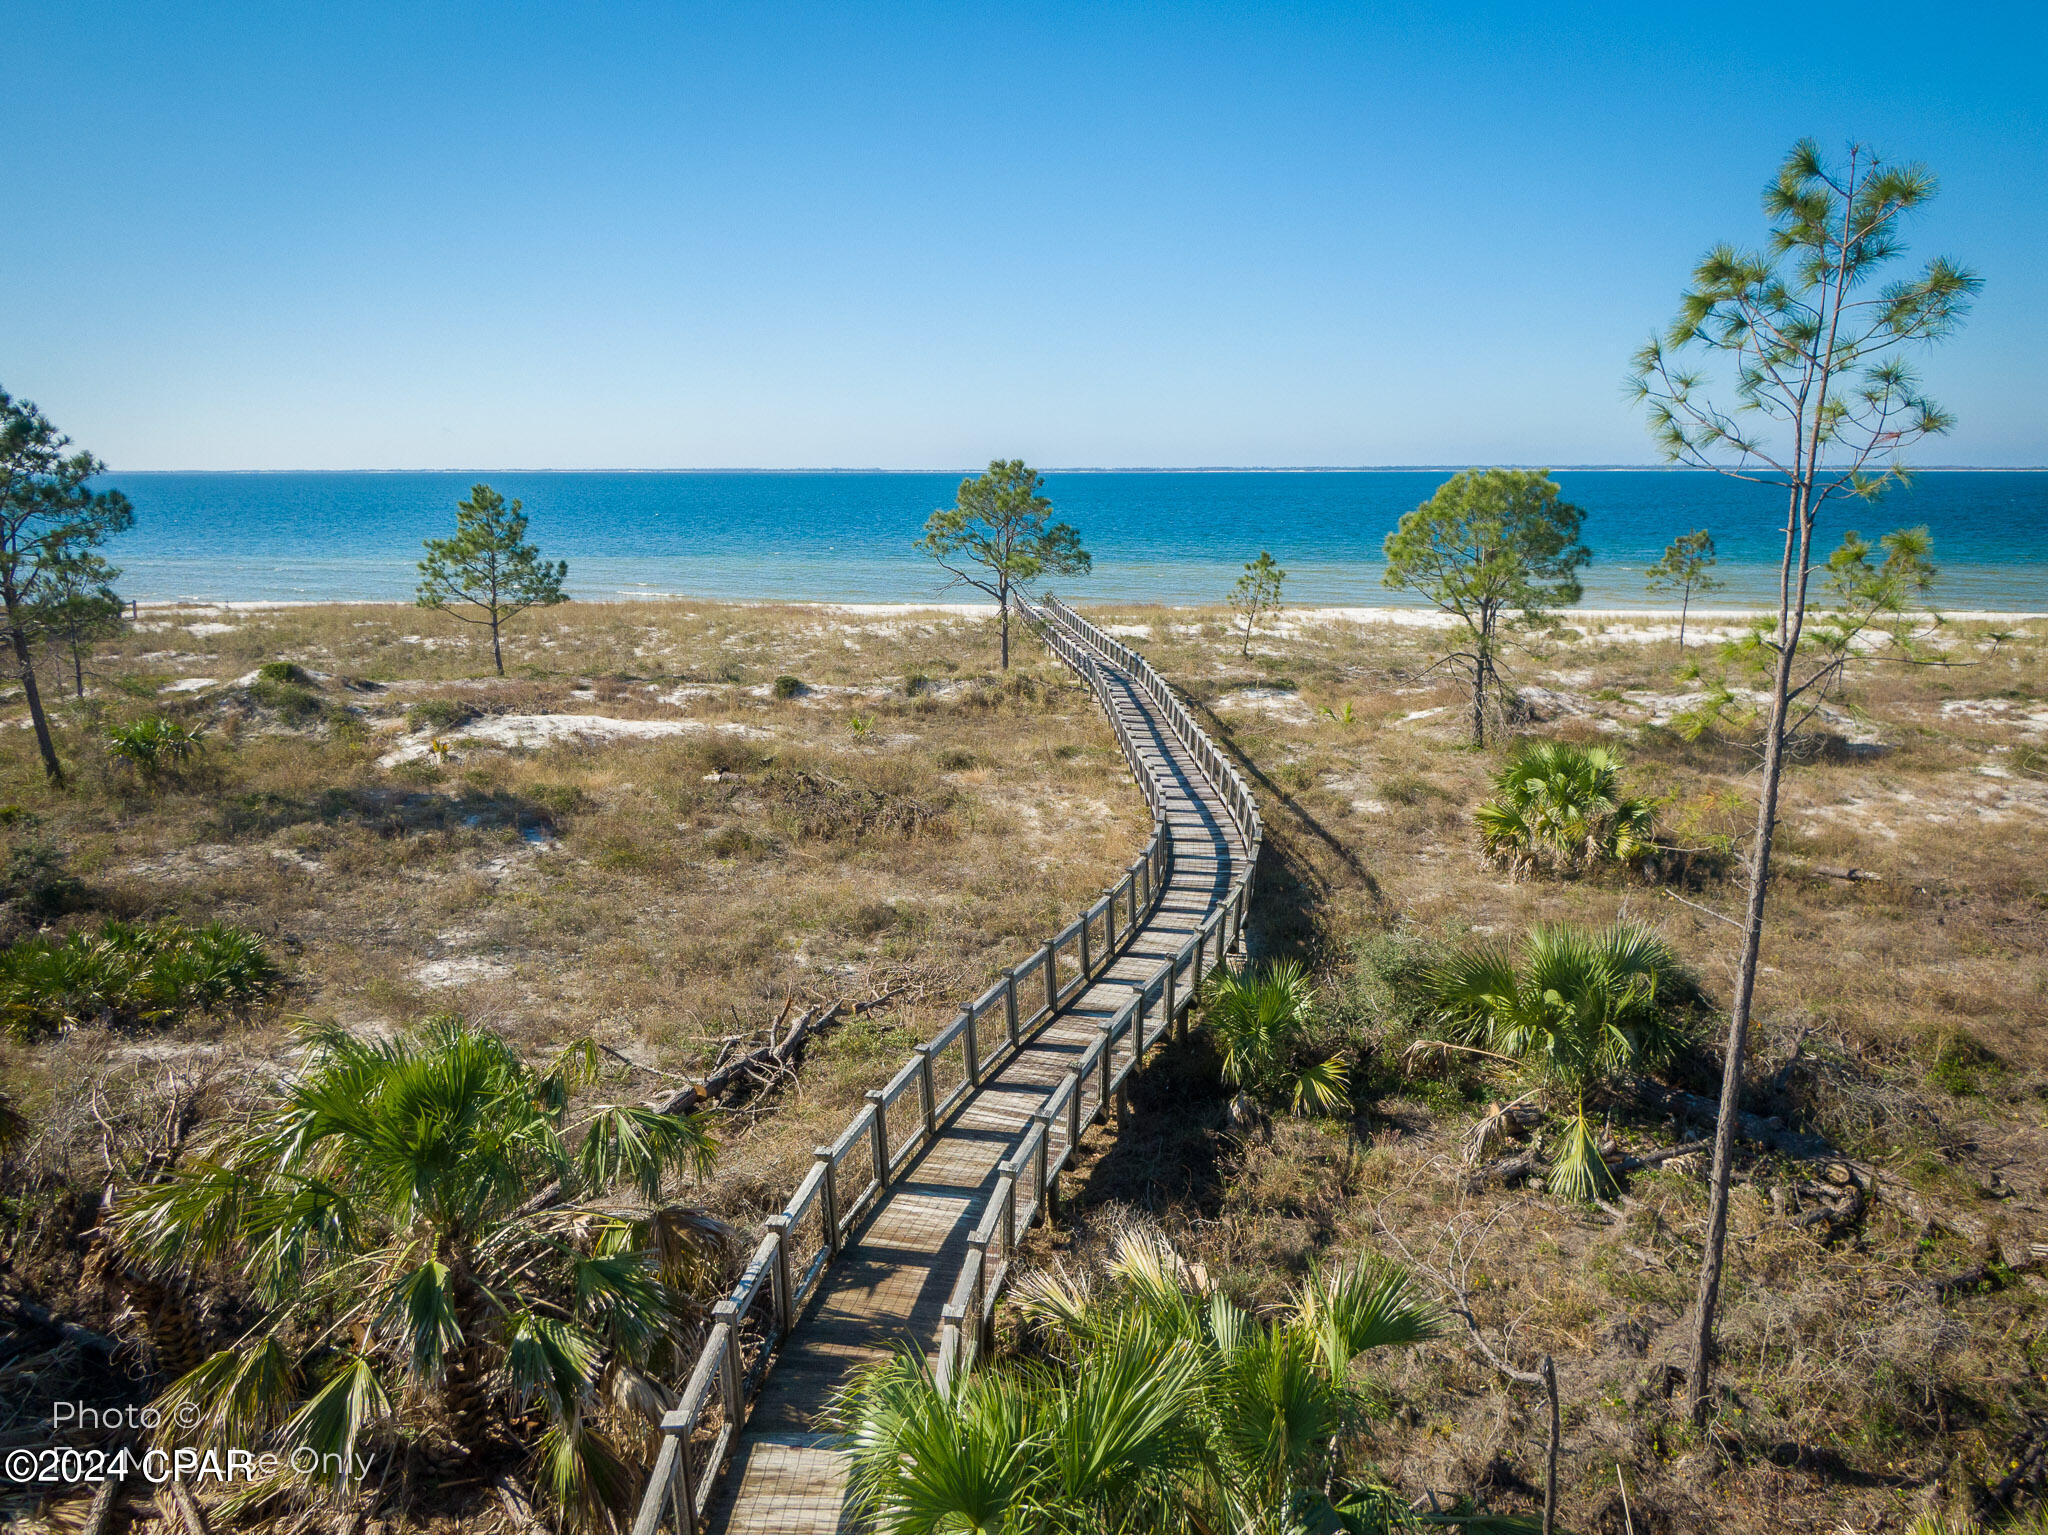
[
  {"x1": 902, "y1": 670, "x2": 929, "y2": 697},
  {"x1": 1474, "y1": 739, "x2": 1656, "y2": 878},
  {"x1": 0, "y1": 919, "x2": 281, "y2": 1041},
  {"x1": 256, "y1": 660, "x2": 312, "y2": 684},
  {"x1": 105, "y1": 717, "x2": 208, "y2": 783},
  {"x1": 935, "y1": 747, "x2": 977, "y2": 771},
  {"x1": 249, "y1": 675, "x2": 324, "y2": 721},
  {"x1": 772, "y1": 674, "x2": 804, "y2": 699},
  {"x1": 1204, "y1": 960, "x2": 1350, "y2": 1115}
]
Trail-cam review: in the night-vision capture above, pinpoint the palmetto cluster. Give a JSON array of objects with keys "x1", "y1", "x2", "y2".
[
  {"x1": 837, "y1": 1222, "x2": 1526, "y2": 1534},
  {"x1": 1473, "y1": 741, "x2": 1657, "y2": 880},
  {"x1": 1419, "y1": 923, "x2": 1691, "y2": 1201},
  {"x1": 1203, "y1": 961, "x2": 1350, "y2": 1117},
  {"x1": 111, "y1": 1018, "x2": 724, "y2": 1529}
]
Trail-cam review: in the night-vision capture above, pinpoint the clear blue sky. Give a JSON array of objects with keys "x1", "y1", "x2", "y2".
[{"x1": 7, "y1": 1, "x2": 2043, "y2": 470}]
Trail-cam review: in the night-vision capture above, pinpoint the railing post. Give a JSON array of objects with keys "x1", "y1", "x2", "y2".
[
  {"x1": 938, "y1": 1305, "x2": 966, "y2": 1394},
  {"x1": 1033, "y1": 1110, "x2": 1056, "y2": 1218},
  {"x1": 766, "y1": 1214, "x2": 794, "y2": 1339},
  {"x1": 714, "y1": 1304, "x2": 744, "y2": 1426},
  {"x1": 1095, "y1": 1025, "x2": 1114, "y2": 1124},
  {"x1": 968, "y1": 1233, "x2": 991, "y2": 1355},
  {"x1": 1165, "y1": 958, "x2": 1180, "y2": 1043},
  {"x1": 1079, "y1": 909, "x2": 1092, "y2": 979},
  {"x1": 1004, "y1": 968, "x2": 1020, "y2": 1050},
  {"x1": 1000, "y1": 1172, "x2": 1018, "y2": 1255},
  {"x1": 1105, "y1": 887, "x2": 1118, "y2": 953},
  {"x1": 962, "y1": 1005, "x2": 981, "y2": 1086},
  {"x1": 865, "y1": 1092, "x2": 889, "y2": 1190},
  {"x1": 1043, "y1": 938, "x2": 1059, "y2": 1012},
  {"x1": 816, "y1": 1147, "x2": 841, "y2": 1255},
  {"x1": 917, "y1": 1043, "x2": 937, "y2": 1133},
  {"x1": 676, "y1": 1430, "x2": 699, "y2": 1535},
  {"x1": 1066, "y1": 1065, "x2": 1084, "y2": 1150}
]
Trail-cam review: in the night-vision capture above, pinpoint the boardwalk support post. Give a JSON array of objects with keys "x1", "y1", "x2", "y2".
[
  {"x1": 917, "y1": 1044, "x2": 937, "y2": 1134},
  {"x1": 713, "y1": 1305, "x2": 743, "y2": 1426},
  {"x1": 961, "y1": 1006, "x2": 980, "y2": 1087},
  {"x1": 815, "y1": 1147, "x2": 841, "y2": 1256},
  {"x1": 766, "y1": 1214, "x2": 794, "y2": 1339},
  {"x1": 1033, "y1": 1109, "x2": 1056, "y2": 1218},
  {"x1": 865, "y1": 1093, "x2": 889, "y2": 1191},
  {"x1": 1066, "y1": 1065, "x2": 1084, "y2": 1153}
]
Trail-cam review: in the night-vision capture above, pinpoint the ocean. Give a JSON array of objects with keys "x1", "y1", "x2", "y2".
[{"x1": 93, "y1": 469, "x2": 2048, "y2": 611}]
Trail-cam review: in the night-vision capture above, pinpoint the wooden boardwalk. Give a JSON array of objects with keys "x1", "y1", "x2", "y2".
[{"x1": 636, "y1": 607, "x2": 1257, "y2": 1535}]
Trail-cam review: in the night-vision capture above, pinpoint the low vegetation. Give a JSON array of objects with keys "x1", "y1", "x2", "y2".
[
  {"x1": 116, "y1": 1017, "x2": 721, "y2": 1527},
  {"x1": 0, "y1": 917, "x2": 278, "y2": 1040},
  {"x1": 1472, "y1": 740, "x2": 1658, "y2": 879},
  {"x1": 840, "y1": 1221, "x2": 1479, "y2": 1534},
  {"x1": 2, "y1": 593, "x2": 2042, "y2": 1534}
]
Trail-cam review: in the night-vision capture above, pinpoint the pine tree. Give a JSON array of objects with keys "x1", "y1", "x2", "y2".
[
  {"x1": 1645, "y1": 529, "x2": 1724, "y2": 648},
  {"x1": 0, "y1": 388, "x2": 134, "y2": 782},
  {"x1": 416, "y1": 484, "x2": 568, "y2": 676}
]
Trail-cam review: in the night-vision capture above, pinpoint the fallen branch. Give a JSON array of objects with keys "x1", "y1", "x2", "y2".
[
  {"x1": 159, "y1": 1478, "x2": 212, "y2": 1535},
  {"x1": 653, "y1": 1002, "x2": 844, "y2": 1115},
  {"x1": 493, "y1": 1475, "x2": 550, "y2": 1535},
  {"x1": 0, "y1": 1293, "x2": 118, "y2": 1359}
]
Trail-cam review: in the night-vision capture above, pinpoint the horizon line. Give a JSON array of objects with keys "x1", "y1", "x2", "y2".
[{"x1": 101, "y1": 463, "x2": 2048, "y2": 475}]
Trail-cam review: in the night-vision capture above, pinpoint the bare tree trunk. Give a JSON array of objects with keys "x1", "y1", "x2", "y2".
[
  {"x1": 1678, "y1": 588, "x2": 1691, "y2": 651},
  {"x1": 998, "y1": 578, "x2": 1011, "y2": 670},
  {"x1": 6, "y1": 603, "x2": 62, "y2": 784},
  {"x1": 1471, "y1": 658, "x2": 1487, "y2": 748},
  {"x1": 72, "y1": 634, "x2": 85, "y2": 697},
  {"x1": 490, "y1": 609, "x2": 504, "y2": 676},
  {"x1": 1540, "y1": 1354, "x2": 1560, "y2": 1535},
  {"x1": 1686, "y1": 505, "x2": 1806, "y2": 1425}
]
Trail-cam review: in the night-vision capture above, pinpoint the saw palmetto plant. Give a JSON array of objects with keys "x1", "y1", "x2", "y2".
[
  {"x1": 111, "y1": 1017, "x2": 724, "y2": 1529},
  {"x1": 1473, "y1": 740, "x2": 1658, "y2": 879},
  {"x1": 839, "y1": 1221, "x2": 1527, "y2": 1535},
  {"x1": 1420, "y1": 922, "x2": 1691, "y2": 1201},
  {"x1": 1203, "y1": 960, "x2": 1350, "y2": 1117}
]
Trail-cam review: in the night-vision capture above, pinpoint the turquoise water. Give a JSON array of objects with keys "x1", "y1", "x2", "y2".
[{"x1": 95, "y1": 469, "x2": 2048, "y2": 610}]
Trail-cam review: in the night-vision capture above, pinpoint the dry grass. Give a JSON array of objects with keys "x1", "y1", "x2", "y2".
[
  {"x1": 1031, "y1": 602, "x2": 2048, "y2": 1533},
  {"x1": 0, "y1": 600, "x2": 1146, "y2": 1290},
  {"x1": 7, "y1": 595, "x2": 2046, "y2": 1533}
]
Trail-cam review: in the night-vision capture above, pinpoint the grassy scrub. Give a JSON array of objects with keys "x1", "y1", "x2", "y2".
[
  {"x1": 0, "y1": 596, "x2": 1150, "y2": 1531},
  {"x1": 1007, "y1": 598, "x2": 2047, "y2": 1533}
]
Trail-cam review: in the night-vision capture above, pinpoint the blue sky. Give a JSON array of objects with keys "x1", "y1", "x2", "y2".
[{"x1": 6, "y1": 1, "x2": 2043, "y2": 469}]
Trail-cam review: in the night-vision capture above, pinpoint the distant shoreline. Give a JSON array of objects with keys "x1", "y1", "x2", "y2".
[{"x1": 135, "y1": 598, "x2": 2048, "y2": 623}]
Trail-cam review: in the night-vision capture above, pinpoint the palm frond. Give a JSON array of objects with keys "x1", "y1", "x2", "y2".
[{"x1": 1294, "y1": 1258, "x2": 1442, "y2": 1377}]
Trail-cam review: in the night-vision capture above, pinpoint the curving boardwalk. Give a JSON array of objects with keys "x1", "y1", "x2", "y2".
[{"x1": 635, "y1": 604, "x2": 1259, "y2": 1535}]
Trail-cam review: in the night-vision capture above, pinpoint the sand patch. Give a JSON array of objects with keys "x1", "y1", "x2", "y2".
[
  {"x1": 1215, "y1": 687, "x2": 1313, "y2": 722},
  {"x1": 413, "y1": 956, "x2": 513, "y2": 988},
  {"x1": 378, "y1": 713, "x2": 770, "y2": 767}
]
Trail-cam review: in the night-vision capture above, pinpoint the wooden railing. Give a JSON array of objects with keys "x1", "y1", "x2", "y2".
[
  {"x1": 933, "y1": 599, "x2": 1264, "y2": 1389},
  {"x1": 628, "y1": 602, "x2": 1260, "y2": 1535}
]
